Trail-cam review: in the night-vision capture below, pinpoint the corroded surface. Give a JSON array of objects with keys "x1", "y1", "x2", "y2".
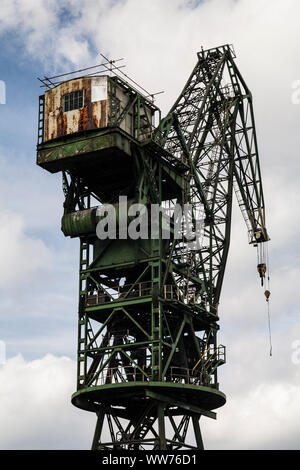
[{"x1": 44, "y1": 77, "x2": 108, "y2": 141}]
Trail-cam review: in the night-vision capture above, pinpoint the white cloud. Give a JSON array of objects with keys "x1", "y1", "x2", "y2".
[
  {"x1": 202, "y1": 319, "x2": 300, "y2": 449},
  {"x1": 0, "y1": 354, "x2": 94, "y2": 449},
  {"x1": 0, "y1": 0, "x2": 93, "y2": 68},
  {"x1": 0, "y1": 153, "x2": 63, "y2": 231},
  {"x1": 0, "y1": 207, "x2": 53, "y2": 288},
  {"x1": 204, "y1": 380, "x2": 300, "y2": 449},
  {"x1": 1, "y1": 349, "x2": 299, "y2": 450}
]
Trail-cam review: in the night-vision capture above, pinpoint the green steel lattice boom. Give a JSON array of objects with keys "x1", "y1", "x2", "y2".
[{"x1": 36, "y1": 44, "x2": 269, "y2": 450}]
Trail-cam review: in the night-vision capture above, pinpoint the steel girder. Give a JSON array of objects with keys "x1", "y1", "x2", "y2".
[{"x1": 37, "y1": 44, "x2": 268, "y2": 450}]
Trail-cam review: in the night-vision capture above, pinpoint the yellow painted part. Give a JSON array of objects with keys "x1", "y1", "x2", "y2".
[
  {"x1": 201, "y1": 349, "x2": 217, "y2": 375},
  {"x1": 192, "y1": 347, "x2": 219, "y2": 375},
  {"x1": 192, "y1": 347, "x2": 211, "y2": 374}
]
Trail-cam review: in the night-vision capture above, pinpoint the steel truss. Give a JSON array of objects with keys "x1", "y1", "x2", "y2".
[{"x1": 37, "y1": 44, "x2": 268, "y2": 450}]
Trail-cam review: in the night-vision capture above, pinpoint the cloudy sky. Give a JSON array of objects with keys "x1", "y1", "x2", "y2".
[{"x1": 0, "y1": 0, "x2": 300, "y2": 450}]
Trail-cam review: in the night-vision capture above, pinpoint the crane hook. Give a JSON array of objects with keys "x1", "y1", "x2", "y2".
[
  {"x1": 264, "y1": 289, "x2": 271, "y2": 302},
  {"x1": 257, "y1": 263, "x2": 267, "y2": 286}
]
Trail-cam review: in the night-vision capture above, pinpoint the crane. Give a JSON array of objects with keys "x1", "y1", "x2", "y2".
[{"x1": 37, "y1": 43, "x2": 269, "y2": 450}]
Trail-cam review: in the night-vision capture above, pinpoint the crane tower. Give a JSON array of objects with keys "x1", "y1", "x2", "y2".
[{"x1": 37, "y1": 44, "x2": 269, "y2": 450}]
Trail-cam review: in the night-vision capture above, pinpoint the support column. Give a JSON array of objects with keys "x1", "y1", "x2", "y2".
[
  {"x1": 192, "y1": 414, "x2": 204, "y2": 450},
  {"x1": 91, "y1": 409, "x2": 105, "y2": 450},
  {"x1": 157, "y1": 403, "x2": 167, "y2": 450}
]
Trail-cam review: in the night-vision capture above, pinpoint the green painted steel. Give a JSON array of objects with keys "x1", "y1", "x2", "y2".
[
  {"x1": 37, "y1": 128, "x2": 132, "y2": 172},
  {"x1": 37, "y1": 45, "x2": 269, "y2": 450},
  {"x1": 61, "y1": 208, "x2": 97, "y2": 237}
]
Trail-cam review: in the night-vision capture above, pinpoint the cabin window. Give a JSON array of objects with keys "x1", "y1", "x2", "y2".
[{"x1": 63, "y1": 90, "x2": 84, "y2": 112}]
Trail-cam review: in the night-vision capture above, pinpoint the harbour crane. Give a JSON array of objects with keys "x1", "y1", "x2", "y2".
[{"x1": 37, "y1": 43, "x2": 269, "y2": 450}]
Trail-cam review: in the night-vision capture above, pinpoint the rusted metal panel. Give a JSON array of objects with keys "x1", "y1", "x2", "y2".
[
  {"x1": 42, "y1": 74, "x2": 156, "y2": 144},
  {"x1": 43, "y1": 77, "x2": 108, "y2": 141},
  {"x1": 91, "y1": 76, "x2": 107, "y2": 102}
]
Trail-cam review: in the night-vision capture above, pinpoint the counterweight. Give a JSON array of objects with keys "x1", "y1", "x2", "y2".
[{"x1": 37, "y1": 44, "x2": 268, "y2": 450}]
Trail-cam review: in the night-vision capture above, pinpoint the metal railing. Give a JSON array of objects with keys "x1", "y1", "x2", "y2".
[
  {"x1": 95, "y1": 366, "x2": 149, "y2": 386},
  {"x1": 86, "y1": 281, "x2": 152, "y2": 306},
  {"x1": 93, "y1": 365, "x2": 213, "y2": 387},
  {"x1": 89, "y1": 347, "x2": 225, "y2": 387},
  {"x1": 163, "y1": 284, "x2": 199, "y2": 305},
  {"x1": 86, "y1": 282, "x2": 200, "y2": 307}
]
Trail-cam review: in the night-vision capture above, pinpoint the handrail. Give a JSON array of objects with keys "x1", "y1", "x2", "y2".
[
  {"x1": 192, "y1": 345, "x2": 225, "y2": 375},
  {"x1": 192, "y1": 346, "x2": 212, "y2": 374},
  {"x1": 202, "y1": 349, "x2": 217, "y2": 370},
  {"x1": 200, "y1": 349, "x2": 218, "y2": 379},
  {"x1": 86, "y1": 282, "x2": 200, "y2": 306},
  {"x1": 94, "y1": 356, "x2": 226, "y2": 387}
]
